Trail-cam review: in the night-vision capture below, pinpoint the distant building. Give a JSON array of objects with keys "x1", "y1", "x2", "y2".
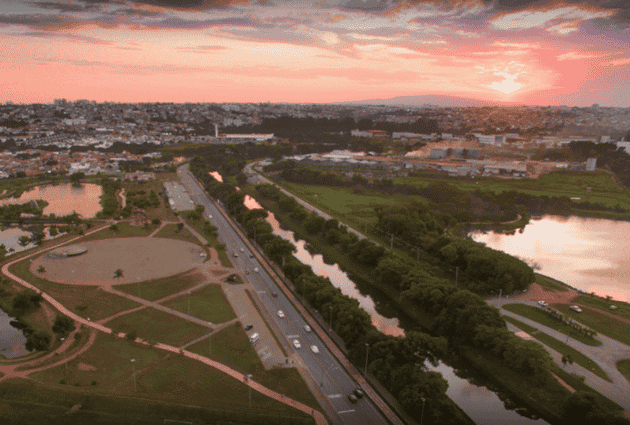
[
  {"x1": 430, "y1": 148, "x2": 448, "y2": 159},
  {"x1": 616, "y1": 141, "x2": 630, "y2": 154},
  {"x1": 586, "y1": 158, "x2": 597, "y2": 171},
  {"x1": 351, "y1": 129, "x2": 388, "y2": 138}
]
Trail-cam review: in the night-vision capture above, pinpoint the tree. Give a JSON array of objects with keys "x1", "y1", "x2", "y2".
[
  {"x1": 109, "y1": 223, "x2": 118, "y2": 231},
  {"x1": 25, "y1": 330, "x2": 51, "y2": 352},
  {"x1": 70, "y1": 172, "x2": 85, "y2": 187},
  {"x1": 113, "y1": 269, "x2": 124, "y2": 282},
  {"x1": 263, "y1": 237, "x2": 297, "y2": 265},
  {"x1": 11, "y1": 290, "x2": 43, "y2": 315},
  {"x1": 18, "y1": 235, "x2": 30, "y2": 247},
  {"x1": 562, "y1": 392, "x2": 601, "y2": 423},
  {"x1": 52, "y1": 315, "x2": 75, "y2": 338},
  {"x1": 562, "y1": 353, "x2": 574, "y2": 368},
  {"x1": 176, "y1": 222, "x2": 184, "y2": 232},
  {"x1": 151, "y1": 218, "x2": 161, "y2": 226},
  {"x1": 37, "y1": 265, "x2": 46, "y2": 273}
]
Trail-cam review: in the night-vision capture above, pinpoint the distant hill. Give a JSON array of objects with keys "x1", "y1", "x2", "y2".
[{"x1": 341, "y1": 95, "x2": 525, "y2": 108}]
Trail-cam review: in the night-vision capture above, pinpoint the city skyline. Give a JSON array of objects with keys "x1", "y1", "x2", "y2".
[{"x1": 2, "y1": 0, "x2": 630, "y2": 106}]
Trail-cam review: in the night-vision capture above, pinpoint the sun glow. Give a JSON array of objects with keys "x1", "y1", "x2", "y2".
[{"x1": 488, "y1": 72, "x2": 523, "y2": 94}]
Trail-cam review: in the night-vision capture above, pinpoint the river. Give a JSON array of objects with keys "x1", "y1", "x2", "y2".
[
  {"x1": 243, "y1": 194, "x2": 548, "y2": 424},
  {"x1": 0, "y1": 183, "x2": 103, "y2": 219},
  {"x1": 470, "y1": 215, "x2": 630, "y2": 303}
]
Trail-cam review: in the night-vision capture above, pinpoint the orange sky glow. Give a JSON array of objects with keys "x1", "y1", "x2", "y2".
[{"x1": 1, "y1": 0, "x2": 629, "y2": 106}]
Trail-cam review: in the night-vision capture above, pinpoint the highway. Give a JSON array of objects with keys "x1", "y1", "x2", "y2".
[{"x1": 177, "y1": 164, "x2": 389, "y2": 425}]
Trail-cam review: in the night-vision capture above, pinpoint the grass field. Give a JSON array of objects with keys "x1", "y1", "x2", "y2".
[
  {"x1": 617, "y1": 359, "x2": 630, "y2": 384},
  {"x1": 535, "y1": 274, "x2": 571, "y2": 292},
  {"x1": 79, "y1": 222, "x2": 156, "y2": 242},
  {"x1": 187, "y1": 322, "x2": 322, "y2": 411},
  {"x1": 394, "y1": 170, "x2": 630, "y2": 211},
  {"x1": 152, "y1": 223, "x2": 207, "y2": 250},
  {"x1": 104, "y1": 308, "x2": 210, "y2": 347},
  {"x1": 123, "y1": 179, "x2": 178, "y2": 222},
  {"x1": 8, "y1": 258, "x2": 141, "y2": 321},
  {"x1": 114, "y1": 270, "x2": 205, "y2": 302},
  {"x1": 574, "y1": 295, "x2": 630, "y2": 320},
  {"x1": 502, "y1": 304, "x2": 602, "y2": 346},
  {"x1": 502, "y1": 316, "x2": 611, "y2": 382},
  {"x1": 554, "y1": 304, "x2": 630, "y2": 347},
  {"x1": 161, "y1": 283, "x2": 236, "y2": 324}
]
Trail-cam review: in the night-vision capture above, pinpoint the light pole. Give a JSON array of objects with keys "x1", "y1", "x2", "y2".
[
  {"x1": 208, "y1": 323, "x2": 212, "y2": 355},
  {"x1": 364, "y1": 343, "x2": 370, "y2": 378},
  {"x1": 131, "y1": 359, "x2": 137, "y2": 392},
  {"x1": 187, "y1": 292, "x2": 191, "y2": 315},
  {"x1": 420, "y1": 397, "x2": 426, "y2": 425},
  {"x1": 329, "y1": 306, "x2": 333, "y2": 332},
  {"x1": 247, "y1": 374, "x2": 253, "y2": 408}
]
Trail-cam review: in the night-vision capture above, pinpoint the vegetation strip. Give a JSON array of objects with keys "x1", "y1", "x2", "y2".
[
  {"x1": 554, "y1": 304, "x2": 630, "y2": 347},
  {"x1": 503, "y1": 316, "x2": 611, "y2": 382}
]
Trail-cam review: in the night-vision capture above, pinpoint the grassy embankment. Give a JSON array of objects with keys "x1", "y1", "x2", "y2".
[
  {"x1": 554, "y1": 304, "x2": 630, "y2": 347},
  {"x1": 502, "y1": 315, "x2": 611, "y2": 382},
  {"x1": 502, "y1": 304, "x2": 602, "y2": 347},
  {"x1": 573, "y1": 295, "x2": 630, "y2": 320},
  {"x1": 181, "y1": 216, "x2": 232, "y2": 267},
  {"x1": 160, "y1": 283, "x2": 237, "y2": 325},
  {"x1": 152, "y1": 223, "x2": 209, "y2": 259},
  {"x1": 23, "y1": 332, "x2": 313, "y2": 424},
  {"x1": 617, "y1": 360, "x2": 630, "y2": 384},
  {"x1": 79, "y1": 222, "x2": 156, "y2": 242},
  {"x1": 535, "y1": 274, "x2": 571, "y2": 292}
]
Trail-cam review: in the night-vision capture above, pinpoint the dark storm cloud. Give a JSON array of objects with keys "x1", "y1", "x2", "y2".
[
  {"x1": 0, "y1": 13, "x2": 72, "y2": 28},
  {"x1": 127, "y1": 0, "x2": 250, "y2": 10}
]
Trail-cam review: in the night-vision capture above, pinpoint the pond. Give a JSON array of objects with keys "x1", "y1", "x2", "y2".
[
  {"x1": 0, "y1": 308, "x2": 28, "y2": 359},
  {"x1": 470, "y1": 215, "x2": 630, "y2": 303},
  {"x1": 0, "y1": 183, "x2": 103, "y2": 218},
  {"x1": 0, "y1": 226, "x2": 66, "y2": 256},
  {"x1": 243, "y1": 194, "x2": 548, "y2": 424}
]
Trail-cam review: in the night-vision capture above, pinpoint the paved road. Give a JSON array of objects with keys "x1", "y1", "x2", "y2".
[
  {"x1": 179, "y1": 164, "x2": 398, "y2": 425},
  {"x1": 488, "y1": 297, "x2": 630, "y2": 413}
]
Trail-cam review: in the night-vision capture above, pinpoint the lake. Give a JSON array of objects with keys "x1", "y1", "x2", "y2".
[
  {"x1": 470, "y1": 215, "x2": 630, "y2": 303},
  {"x1": 0, "y1": 183, "x2": 103, "y2": 218},
  {"x1": 0, "y1": 308, "x2": 28, "y2": 359}
]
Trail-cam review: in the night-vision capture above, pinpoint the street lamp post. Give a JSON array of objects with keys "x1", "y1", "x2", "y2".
[
  {"x1": 364, "y1": 343, "x2": 370, "y2": 378},
  {"x1": 131, "y1": 359, "x2": 137, "y2": 392},
  {"x1": 420, "y1": 397, "x2": 426, "y2": 425},
  {"x1": 208, "y1": 323, "x2": 212, "y2": 355},
  {"x1": 187, "y1": 292, "x2": 191, "y2": 314},
  {"x1": 247, "y1": 374, "x2": 253, "y2": 408}
]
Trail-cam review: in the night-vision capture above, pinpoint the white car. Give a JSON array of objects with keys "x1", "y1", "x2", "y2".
[
  {"x1": 277, "y1": 310, "x2": 285, "y2": 318},
  {"x1": 254, "y1": 267, "x2": 259, "y2": 273},
  {"x1": 537, "y1": 301, "x2": 548, "y2": 308},
  {"x1": 610, "y1": 305, "x2": 618, "y2": 310},
  {"x1": 293, "y1": 339, "x2": 301, "y2": 349},
  {"x1": 570, "y1": 305, "x2": 582, "y2": 313},
  {"x1": 310, "y1": 345, "x2": 319, "y2": 354},
  {"x1": 304, "y1": 325, "x2": 311, "y2": 333}
]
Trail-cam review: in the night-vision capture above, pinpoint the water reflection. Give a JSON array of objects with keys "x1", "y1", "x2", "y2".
[
  {"x1": 0, "y1": 183, "x2": 103, "y2": 218},
  {"x1": 244, "y1": 196, "x2": 403, "y2": 336},
  {"x1": 0, "y1": 308, "x2": 28, "y2": 359},
  {"x1": 470, "y1": 215, "x2": 630, "y2": 302},
  {"x1": 209, "y1": 171, "x2": 223, "y2": 182}
]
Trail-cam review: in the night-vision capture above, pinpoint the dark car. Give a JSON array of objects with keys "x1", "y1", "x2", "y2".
[
  {"x1": 353, "y1": 388, "x2": 365, "y2": 399},
  {"x1": 244, "y1": 325, "x2": 253, "y2": 331},
  {"x1": 348, "y1": 394, "x2": 358, "y2": 404}
]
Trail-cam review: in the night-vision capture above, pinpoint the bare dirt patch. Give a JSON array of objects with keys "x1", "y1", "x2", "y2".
[
  {"x1": 77, "y1": 362, "x2": 97, "y2": 371},
  {"x1": 30, "y1": 238, "x2": 206, "y2": 287}
]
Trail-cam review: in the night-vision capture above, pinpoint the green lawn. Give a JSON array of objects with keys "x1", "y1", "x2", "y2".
[
  {"x1": 78, "y1": 222, "x2": 156, "y2": 242},
  {"x1": 161, "y1": 283, "x2": 236, "y2": 324},
  {"x1": 104, "y1": 308, "x2": 210, "y2": 347},
  {"x1": 8, "y1": 258, "x2": 141, "y2": 321},
  {"x1": 153, "y1": 223, "x2": 206, "y2": 249},
  {"x1": 573, "y1": 295, "x2": 630, "y2": 320},
  {"x1": 114, "y1": 270, "x2": 205, "y2": 302},
  {"x1": 394, "y1": 170, "x2": 630, "y2": 211},
  {"x1": 617, "y1": 359, "x2": 630, "y2": 384},
  {"x1": 503, "y1": 316, "x2": 611, "y2": 382},
  {"x1": 181, "y1": 216, "x2": 232, "y2": 267},
  {"x1": 502, "y1": 304, "x2": 602, "y2": 346},
  {"x1": 554, "y1": 304, "x2": 630, "y2": 347},
  {"x1": 535, "y1": 274, "x2": 571, "y2": 292},
  {"x1": 187, "y1": 322, "x2": 322, "y2": 411}
]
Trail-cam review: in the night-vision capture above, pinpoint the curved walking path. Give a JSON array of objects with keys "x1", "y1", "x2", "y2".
[{"x1": 1, "y1": 222, "x2": 327, "y2": 425}]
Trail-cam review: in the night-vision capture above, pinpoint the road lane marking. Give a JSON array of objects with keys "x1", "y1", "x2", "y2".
[
  {"x1": 327, "y1": 394, "x2": 342, "y2": 399},
  {"x1": 338, "y1": 410, "x2": 355, "y2": 414},
  {"x1": 286, "y1": 335, "x2": 299, "y2": 338}
]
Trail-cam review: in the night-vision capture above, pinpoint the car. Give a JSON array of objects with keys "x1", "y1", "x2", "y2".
[
  {"x1": 304, "y1": 325, "x2": 311, "y2": 333},
  {"x1": 254, "y1": 267, "x2": 259, "y2": 272},
  {"x1": 244, "y1": 325, "x2": 253, "y2": 331},
  {"x1": 310, "y1": 345, "x2": 319, "y2": 354},
  {"x1": 293, "y1": 339, "x2": 301, "y2": 349},
  {"x1": 277, "y1": 310, "x2": 285, "y2": 318},
  {"x1": 199, "y1": 253, "x2": 206, "y2": 258},
  {"x1": 240, "y1": 248, "x2": 245, "y2": 252},
  {"x1": 537, "y1": 301, "x2": 548, "y2": 307},
  {"x1": 245, "y1": 270, "x2": 250, "y2": 274},
  {"x1": 189, "y1": 200, "x2": 194, "y2": 204},
  {"x1": 353, "y1": 388, "x2": 365, "y2": 399},
  {"x1": 233, "y1": 252, "x2": 239, "y2": 257},
  {"x1": 578, "y1": 289, "x2": 587, "y2": 294},
  {"x1": 570, "y1": 305, "x2": 582, "y2": 313},
  {"x1": 610, "y1": 305, "x2": 618, "y2": 310},
  {"x1": 249, "y1": 253, "x2": 254, "y2": 258},
  {"x1": 347, "y1": 394, "x2": 358, "y2": 404},
  {"x1": 271, "y1": 291, "x2": 278, "y2": 297}
]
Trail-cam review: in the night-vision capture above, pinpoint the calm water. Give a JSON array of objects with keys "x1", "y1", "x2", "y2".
[
  {"x1": 0, "y1": 183, "x2": 103, "y2": 218},
  {"x1": 0, "y1": 308, "x2": 28, "y2": 359},
  {"x1": 470, "y1": 215, "x2": 630, "y2": 303},
  {"x1": 243, "y1": 195, "x2": 548, "y2": 424}
]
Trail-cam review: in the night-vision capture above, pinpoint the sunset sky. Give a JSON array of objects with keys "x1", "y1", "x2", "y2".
[{"x1": 1, "y1": 0, "x2": 629, "y2": 106}]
